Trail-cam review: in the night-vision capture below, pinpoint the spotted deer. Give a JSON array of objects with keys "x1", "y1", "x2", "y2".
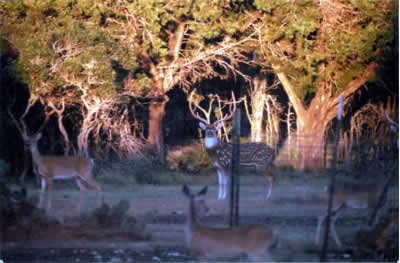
[
  {"x1": 188, "y1": 91, "x2": 275, "y2": 200},
  {"x1": 182, "y1": 185, "x2": 277, "y2": 261}
]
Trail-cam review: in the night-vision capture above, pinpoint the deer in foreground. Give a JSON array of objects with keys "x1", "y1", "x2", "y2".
[
  {"x1": 182, "y1": 184, "x2": 277, "y2": 261},
  {"x1": 9, "y1": 106, "x2": 103, "y2": 213},
  {"x1": 188, "y1": 91, "x2": 275, "y2": 200},
  {"x1": 315, "y1": 181, "x2": 378, "y2": 248}
]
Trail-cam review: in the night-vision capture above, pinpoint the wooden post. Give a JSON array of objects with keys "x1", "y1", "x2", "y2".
[
  {"x1": 320, "y1": 96, "x2": 342, "y2": 261},
  {"x1": 230, "y1": 109, "x2": 240, "y2": 227}
]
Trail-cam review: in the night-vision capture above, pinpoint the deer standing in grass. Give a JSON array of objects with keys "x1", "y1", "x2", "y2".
[
  {"x1": 27, "y1": 132, "x2": 103, "y2": 212},
  {"x1": 9, "y1": 105, "x2": 103, "y2": 213},
  {"x1": 188, "y1": 91, "x2": 275, "y2": 200},
  {"x1": 182, "y1": 184, "x2": 276, "y2": 261}
]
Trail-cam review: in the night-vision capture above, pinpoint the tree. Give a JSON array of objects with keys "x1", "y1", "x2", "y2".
[
  {"x1": 0, "y1": 0, "x2": 264, "y2": 164},
  {"x1": 0, "y1": 0, "x2": 145, "y2": 159},
  {"x1": 1, "y1": 0, "x2": 396, "y2": 171},
  {"x1": 252, "y1": 0, "x2": 397, "y2": 169},
  {"x1": 244, "y1": 74, "x2": 281, "y2": 146},
  {"x1": 100, "y1": 0, "x2": 264, "y2": 163}
]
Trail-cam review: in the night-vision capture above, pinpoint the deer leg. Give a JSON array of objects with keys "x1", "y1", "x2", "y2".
[
  {"x1": 75, "y1": 177, "x2": 87, "y2": 214},
  {"x1": 38, "y1": 177, "x2": 47, "y2": 209},
  {"x1": 265, "y1": 174, "x2": 274, "y2": 200},
  {"x1": 221, "y1": 174, "x2": 229, "y2": 200},
  {"x1": 46, "y1": 178, "x2": 53, "y2": 212},
  {"x1": 81, "y1": 174, "x2": 103, "y2": 208},
  {"x1": 330, "y1": 209, "x2": 343, "y2": 248},
  {"x1": 315, "y1": 214, "x2": 326, "y2": 245},
  {"x1": 316, "y1": 204, "x2": 344, "y2": 247},
  {"x1": 217, "y1": 170, "x2": 223, "y2": 200}
]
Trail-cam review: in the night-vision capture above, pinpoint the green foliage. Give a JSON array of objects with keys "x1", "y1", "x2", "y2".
[
  {"x1": 0, "y1": 0, "x2": 138, "y2": 99},
  {"x1": 0, "y1": 0, "x2": 396, "y2": 121},
  {"x1": 254, "y1": 0, "x2": 396, "y2": 100}
]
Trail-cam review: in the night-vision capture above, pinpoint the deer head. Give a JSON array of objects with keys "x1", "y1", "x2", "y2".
[{"x1": 188, "y1": 91, "x2": 237, "y2": 149}]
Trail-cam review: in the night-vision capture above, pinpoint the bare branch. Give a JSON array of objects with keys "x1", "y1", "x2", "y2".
[{"x1": 48, "y1": 99, "x2": 71, "y2": 155}]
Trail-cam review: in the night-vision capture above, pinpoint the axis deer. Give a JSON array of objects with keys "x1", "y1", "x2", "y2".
[
  {"x1": 315, "y1": 181, "x2": 378, "y2": 248},
  {"x1": 182, "y1": 184, "x2": 277, "y2": 261},
  {"x1": 188, "y1": 91, "x2": 275, "y2": 200}
]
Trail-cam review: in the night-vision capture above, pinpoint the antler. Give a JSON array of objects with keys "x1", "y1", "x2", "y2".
[
  {"x1": 8, "y1": 96, "x2": 40, "y2": 140},
  {"x1": 188, "y1": 90, "x2": 209, "y2": 124},
  {"x1": 188, "y1": 90, "x2": 237, "y2": 126},
  {"x1": 8, "y1": 96, "x2": 55, "y2": 139},
  {"x1": 213, "y1": 91, "x2": 237, "y2": 127}
]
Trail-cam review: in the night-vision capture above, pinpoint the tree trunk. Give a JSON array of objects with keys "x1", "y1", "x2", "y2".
[
  {"x1": 148, "y1": 96, "x2": 169, "y2": 165},
  {"x1": 249, "y1": 76, "x2": 266, "y2": 142},
  {"x1": 295, "y1": 107, "x2": 328, "y2": 170},
  {"x1": 274, "y1": 62, "x2": 377, "y2": 170},
  {"x1": 0, "y1": 50, "x2": 10, "y2": 180},
  {"x1": 0, "y1": 75, "x2": 8, "y2": 180}
]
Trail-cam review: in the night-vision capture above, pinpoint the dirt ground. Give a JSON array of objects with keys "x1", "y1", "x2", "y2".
[{"x1": 1, "y1": 173, "x2": 398, "y2": 262}]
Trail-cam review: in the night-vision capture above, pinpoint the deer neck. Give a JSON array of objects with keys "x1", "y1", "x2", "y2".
[
  {"x1": 29, "y1": 145, "x2": 42, "y2": 163},
  {"x1": 185, "y1": 199, "x2": 200, "y2": 247},
  {"x1": 185, "y1": 200, "x2": 196, "y2": 247}
]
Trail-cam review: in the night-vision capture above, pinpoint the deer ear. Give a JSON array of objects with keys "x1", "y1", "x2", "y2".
[
  {"x1": 36, "y1": 132, "x2": 42, "y2": 140},
  {"x1": 198, "y1": 185, "x2": 208, "y2": 196},
  {"x1": 21, "y1": 133, "x2": 29, "y2": 141},
  {"x1": 182, "y1": 184, "x2": 191, "y2": 197},
  {"x1": 199, "y1": 122, "x2": 207, "y2": 130}
]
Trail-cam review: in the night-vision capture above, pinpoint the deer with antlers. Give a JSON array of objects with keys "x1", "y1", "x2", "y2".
[
  {"x1": 188, "y1": 91, "x2": 275, "y2": 200},
  {"x1": 8, "y1": 99, "x2": 103, "y2": 213}
]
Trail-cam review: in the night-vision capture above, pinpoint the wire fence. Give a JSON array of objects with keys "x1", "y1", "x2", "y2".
[{"x1": 225, "y1": 103, "x2": 398, "y2": 260}]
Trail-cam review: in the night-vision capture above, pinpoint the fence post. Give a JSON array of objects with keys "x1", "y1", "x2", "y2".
[
  {"x1": 230, "y1": 109, "x2": 240, "y2": 227},
  {"x1": 320, "y1": 96, "x2": 342, "y2": 261}
]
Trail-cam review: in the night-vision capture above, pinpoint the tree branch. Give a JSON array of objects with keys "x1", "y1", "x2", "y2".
[
  {"x1": 325, "y1": 62, "x2": 378, "y2": 122},
  {"x1": 168, "y1": 21, "x2": 186, "y2": 63},
  {"x1": 274, "y1": 70, "x2": 307, "y2": 121}
]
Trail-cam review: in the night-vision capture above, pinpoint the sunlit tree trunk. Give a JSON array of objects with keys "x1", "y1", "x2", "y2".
[
  {"x1": 275, "y1": 62, "x2": 377, "y2": 170},
  {"x1": 249, "y1": 76, "x2": 266, "y2": 142}
]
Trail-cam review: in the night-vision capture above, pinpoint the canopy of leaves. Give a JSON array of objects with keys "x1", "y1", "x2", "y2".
[
  {"x1": 0, "y1": 0, "x2": 138, "y2": 102},
  {"x1": 0, "y1": 0, "x2": 397, "y2": 103},
  {"x1": 253, "y1": 0, "x2": 397, "y2": 101}
]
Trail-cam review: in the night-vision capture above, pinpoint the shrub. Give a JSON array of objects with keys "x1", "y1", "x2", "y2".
[{"x1": 167, "y1": 142, "x2": 213, "y2": 173}]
